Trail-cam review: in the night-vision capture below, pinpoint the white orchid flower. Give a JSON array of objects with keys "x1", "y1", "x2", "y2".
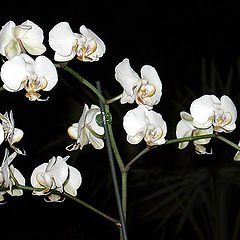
[
  {"x1": 0, "y1": 149, "x2": 25, "y2": 202},
  {"x1": 0, "y1": 110, "x2": 24, "y2": 155},
  {"x1": 123, "y1": 105, "x2": 167, "y2": 146},
  {"x1": 176, "y1": 111, "x2": 213, "y2": 154},
  {"x1": 0, "y1": 20, "x2": 46, "y2": 59},
  {"x1": 190, "y1": 95, "x2": 237, "y2": 132},
  {"x1": 115, "y1": 58, "x2": 162, "y2": 109},
  {"x1": 49, "y1": 22, "x2": 106, "y2": 62},
  {"x1": 1, "y1": 53, "x2": 58, "y2": 101},
  {"x1": 31, "y1": 156, "x2": 82, "y2": 202},
  {"x1": 66, "y1": 104, "x2": 104, "y2": 151}
]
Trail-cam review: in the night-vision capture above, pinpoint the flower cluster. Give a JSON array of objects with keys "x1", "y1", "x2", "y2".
[
  {"x1": 176, "y1": 94, "x2": 237, "y2": 154},
  {"x1": 115, "y1": 58, "x2": 167, "y2": 146},
  {"x1": 0, "y1": 19, "x2": 105, "y2": 203},
  {"x1": 0, "y1": 17, "x2": 239, "y2": 225},
  {"x1": 31, "y1": 155, "x2": 82, "y2": 202}
]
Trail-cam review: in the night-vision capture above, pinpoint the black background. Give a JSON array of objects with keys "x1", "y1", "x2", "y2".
[{"x1": 1, "y1": 2, "x2": 240, "y2": 240}]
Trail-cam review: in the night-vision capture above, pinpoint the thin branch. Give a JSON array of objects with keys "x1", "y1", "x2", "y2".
[{"x1": 96, "y1": 81, "x2": 128, "y2": 240}]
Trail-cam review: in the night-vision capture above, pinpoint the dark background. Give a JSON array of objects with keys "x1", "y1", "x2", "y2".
[{"x1": 1, "y1": 2, "x2": 240, "y2": 240}]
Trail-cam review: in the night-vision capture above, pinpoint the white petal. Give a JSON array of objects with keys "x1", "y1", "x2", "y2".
[
  {"x1": 4, "y1": 39, "x2": 21, "y2": 59},
  {"x1": 190, "y1": 95, "x2": 215, "y2": 128},
  {"x1": 146, "y1": 110, "x2": 167, "y2": 145},
  {"x1": 88, "y1": 134, "x2": 104, "y2": 149},
  {"x1": 115, "y1": 58, "x2": 140, "y2": 96},
  {"x1": 79, "y1": 25, "x2": 106, "y2": 59},
  {"x1": 7, "y1": 166, "x2": 25, "y2": 196},
  {"x1": 1, "y1": 55, "x2": 27, "y2": 91},
  {"x1": 12, "y1": 128, "x2": 24, "y2": 144},
  {"x1": 30, "y1": 163, "x2": 48, "y2": 188},
  {"x1": 221, "y1": 95, "x2": 237, "y2": 123},
  {"x1": 176, "y1": 119, "x2": 191, "y2": 139},
  {"x1": 64, "y1": 166, "x2": 82, "y2": 196},
  {"x1": 140, "y1": 65, "x2": 162, "y2": 106},
  {"x1": 0, "y1": 21, "x2": 15, "y2": 56},
  {"x1": 21, "y1": 38, "x2": 46, "y2": 55},
  {"x1": 35, "y1": 56, "x2": 58, "y2": 91},
  {"x1": 0, "y1": 124, "x2": 4, "y2": 145},
  {"x1": 50, "y1": 156, "x2": 68, "y2": 188},
  {"x1": 85, "y1": 105, "x2": 104, "y2": 135},
  {"x1": 21, "y1": 20, "x2": 44, "y2": 43},
  {"x1": 123, "y1": 105, "x2": 147, "y2": 143},
  {"x1": 68, "y1": 123, "x2": 79, "y2": 140},
  {"x1": 49, "y1": 22, "x2": 76, "y2": 56},
  {"x1": 54, "y1": 51, "x2": 76, "y2": 62}
]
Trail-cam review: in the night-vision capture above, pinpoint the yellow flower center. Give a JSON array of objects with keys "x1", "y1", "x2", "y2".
[
  {"x1": 23, "y1": 75, "x2": 47, "y2": 101},
  {"x1": 137, "y1": 80, "x2": 156, "y2": 105},
  {"x1": 74, "y1": 38, "x2": 97, "y2": 62}
]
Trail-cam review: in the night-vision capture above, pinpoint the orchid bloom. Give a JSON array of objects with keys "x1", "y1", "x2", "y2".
[
  {"x1": 31, "y1": 156, "x2": 82, "y2": 202},
  {"x1": 66, "y1": 104, "x2": 104, "y2": 151},
  {"x1": 123, "y1": 105, "x2": 167, "y2": 146},
  {"x1": 190, "y1": 95, "x2": 237, "y2": 132},
  {"x1": 1, "y1": 53, "x2": 58, "y2": 101},
  {"x1": 49, "y1": 22, "x2": 106, "y2": 62},
  {"x1": 0, "y1": 20, "x2": 46, "y2": 59},
  {"x1": 0, "y1": 110, "x2": 24, "y2": 155},
  {"x1": 115, "y1": 58, "x2": 162, "y2": 109},
  {"x1": 176, "y1": 111, "x2": 213, "y2": 154},
  {"x1": 0, "y1": 149, "x2": 25, "y2": 202}
]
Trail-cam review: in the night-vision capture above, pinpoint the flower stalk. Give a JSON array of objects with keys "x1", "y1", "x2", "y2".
[
  {"x1": 96, "y1": 81, "x2": 128, "y2": 240},
  {"x1": 56, "y1": 64, "x2": 105, "y2": 103},
  {"x1": 0, "y1": 184, "x2": 119, "y2": 225}
]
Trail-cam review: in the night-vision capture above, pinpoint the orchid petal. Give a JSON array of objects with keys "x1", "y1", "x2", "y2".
[
  {"x1": 140, "y1": 65, "x2": 162, "y2": 107},
  {"x1": 0, "y1": 21, "x2": 15, "y2": 56},
  {"x1": 0, "y1": 124, "x2": 4, "y2": 145},
  {"x1": 115, "y1": 58, "x2": 140, "y2": 97},
  {"x1": 12, "y1": 128, "x2": 24, "y2": 144},
  {"x1": 1, "y1": 54, "x2": 27, "y2": 91},
  {"x1": 21, "y1": 20, "x2": 44, "y2": 43},
  {"x1": 21, "y1": 38, "x2": 46, "y2": 55},
  {"x1": 64, "y1": 166, "x2": 82, "y2": 196},
  {"x1": 190, "y1": 95, "x2": 215, "y2": 128},
  {"x1": 79, "y1": 25, "x2": 106, "y2": 59},
  {"x1": 35, "y1": 56, "x2": 58, "y2": 91},
  {"x1": 30, "y1": 163, "x2": 48, "y2": 188},
  {"x1": 49, "y1": 22, "x2": 76, "y2": 57}
]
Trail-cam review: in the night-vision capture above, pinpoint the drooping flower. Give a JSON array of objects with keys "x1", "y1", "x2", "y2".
[
  {"x1": 176, "y1": 111, "x2": 213, "y2": 154},
  {"x1": 66, "y1": 104, "x2": 104, "y2": 151},
  {"x1": 0, "y1": 110, "x2": 24, "y2": 155},
  {"x1": 0, "y1": 149, "x2": 25, "y2": 202},
  {"x1": 0, "y1": 20, "x2": 46, "y2": 59},
  {"x1": 115, "y1": 58, "x2": 162, "y2": 109},
  {"x1": 30, "y1": 155, "x2": 82, "y2": 202},
  {"x1": 123, "y1": 105, "x2": 167, "y2": 146},
  {"x1": 190, "y1": 95, "x2": 237, "y2": 132},
  {"x1": 0, "y1": 53, "x2": 58, "y2": 101},
  {"x1": 49, "y1": 22, "x2": 106, "y2": 62}
]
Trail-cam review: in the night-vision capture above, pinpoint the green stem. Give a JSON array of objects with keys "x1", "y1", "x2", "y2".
[
  {"x1": 104, "y1": 104, "x2": 125, "y2": 171},
  {"x1": 124, "y1": 133, "x2": 240, "y2": 172},
  {"x1": 0, "y1": 86, "x2": 4, "y2": 92},
  {"x1": 106, "y1": 94, "x2": 123, "y2": 104},
  {"x1": 121, "y1": 172, "x2": 127, "y2": 221},
  {"x1": 164, "y1": 133, "x2": 216, "y2": 146},
  {"x1": 62, "y1": 192, "x2": 120, "y2": 225},
  {"x1": 215, "y1": 134, "x2": 240, "y2": 151},
  {"x1": 56, "y1": 64, "x2": 105, "y2": 103},
  {"x1": 1, "y1": 184, "x2": 119, "y2": 225},
  {"x1": 123, "y1": 147, "x2": 151, "y2": 172}
]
